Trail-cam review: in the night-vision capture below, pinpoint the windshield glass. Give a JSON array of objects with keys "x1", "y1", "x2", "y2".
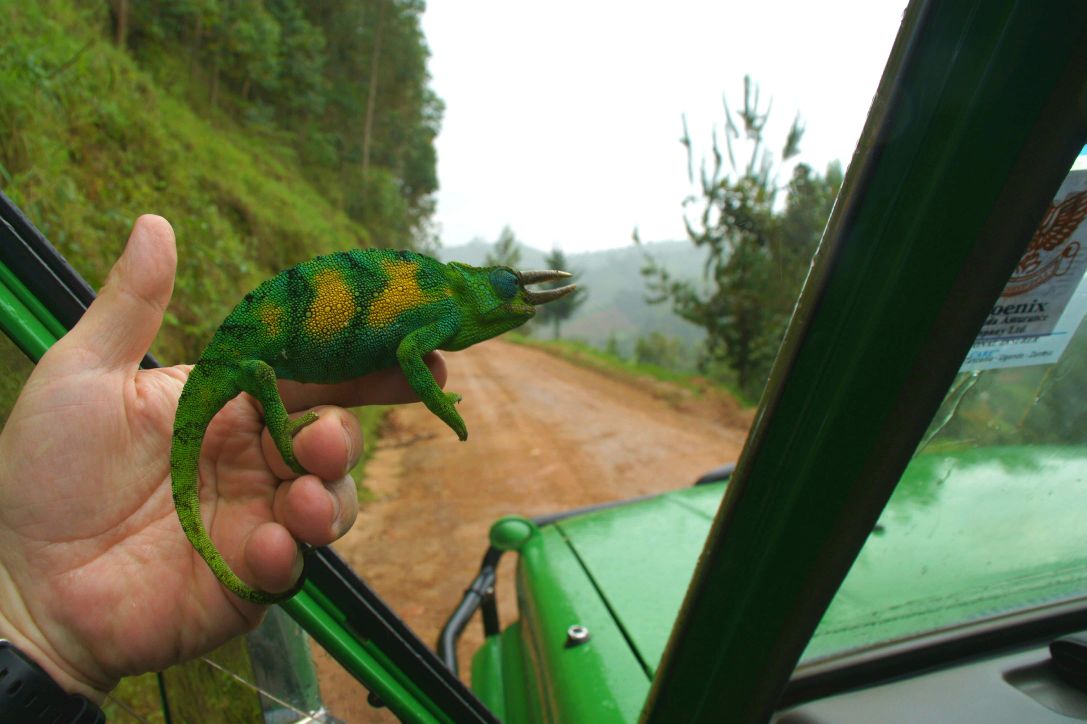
[{"x1": 802, "y1": 148, "x2": 1087, "y2": 662}]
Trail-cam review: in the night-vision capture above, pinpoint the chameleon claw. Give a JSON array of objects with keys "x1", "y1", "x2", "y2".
[
  {"x1": 288, "y1": 411, "x2": 319, "y2": 437},
  {"x1": 452, "y1": 419, "x2": 468, "y2": 441},
  {"x1": 439, "y1": 394, "x2": 467, "y2": 440},
  {"x1": 279, "y1": 413, "x2": 318, "y2": 476}
]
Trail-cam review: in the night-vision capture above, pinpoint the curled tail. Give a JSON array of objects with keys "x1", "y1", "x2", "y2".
[{"x1": 171, "y1": 361, "x2": 298, "y2": 604}]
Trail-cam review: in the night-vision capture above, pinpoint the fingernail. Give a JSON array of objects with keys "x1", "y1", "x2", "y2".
[{"x1": 327, "y1": 483, "x2": 344, "y2": 537}]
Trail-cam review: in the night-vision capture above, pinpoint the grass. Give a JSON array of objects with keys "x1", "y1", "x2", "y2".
[
  {"x1": 102, "y1": 637, "x2": 261, "y2": 722},
  {"x1": 0, "y1": 1, "x2": 373, "y2": 365},
  {"x1": 350, "y1": 405, "x2": 392, "y2": 503},
  {"x1": 0, "y1": 336, "x2": 34, "y2": 430}
]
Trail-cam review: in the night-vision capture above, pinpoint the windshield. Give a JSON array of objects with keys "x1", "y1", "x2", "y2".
[{"x1": 802, "y1": 148, "x2": 1087, "y2": 663}]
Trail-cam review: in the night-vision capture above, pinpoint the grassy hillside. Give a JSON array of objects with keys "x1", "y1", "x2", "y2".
[{"x1": 0, "y1": 1, "x2": 387, "y2": 364}]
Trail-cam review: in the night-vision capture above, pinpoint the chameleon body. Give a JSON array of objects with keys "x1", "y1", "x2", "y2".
[{"x1": 171, "y1": 249, "x2": 574, "y2": 603}]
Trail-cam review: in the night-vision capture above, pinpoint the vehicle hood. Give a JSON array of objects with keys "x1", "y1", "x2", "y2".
[{"x1": 554, "y1": 445, "x2": 1087, "y2": 674}]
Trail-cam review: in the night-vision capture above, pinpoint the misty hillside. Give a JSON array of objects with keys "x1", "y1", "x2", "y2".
[
  {"x1": 437, "y1": 238, "x2": 549, "y2": 268},
  {"x1": 439, "y1": 240, "x2": 710, "y2": 357}
]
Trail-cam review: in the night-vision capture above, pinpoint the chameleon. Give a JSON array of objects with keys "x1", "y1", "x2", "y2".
[{"x1": 170, "y1": 249, "x2": 575, "y2": 603}]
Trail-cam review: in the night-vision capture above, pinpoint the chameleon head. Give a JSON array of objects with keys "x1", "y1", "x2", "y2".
[
  {"x1": 445, "y1": 263, "x2": 577, "y2": 346},
  {"x1": 514, "y1": 269, "x2": 578, "y2": 308},
  {"x1": 499, "y1": 267, "x2": 577, "y2": 318}
]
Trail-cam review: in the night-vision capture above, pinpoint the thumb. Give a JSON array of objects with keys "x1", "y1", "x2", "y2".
[{"x1": 63, "y1": 215, "x2": 177, "y2": 371}]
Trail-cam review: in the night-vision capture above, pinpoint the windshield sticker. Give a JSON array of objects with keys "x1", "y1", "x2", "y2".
[{"x1": 962, "y1": 150, "x2": 1087, "y2": 371}]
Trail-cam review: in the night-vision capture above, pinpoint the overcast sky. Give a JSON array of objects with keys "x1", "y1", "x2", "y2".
[{"x1": 421, "y1": 1, "x2": 907, "y2": 253}]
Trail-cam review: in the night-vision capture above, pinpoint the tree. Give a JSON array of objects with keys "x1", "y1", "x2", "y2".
[
  {"x1": 122, "y1": 0, "x2": 442, "y2": 249},
  {"x1": 604, "y1": 332, "x2": 624, "y2": 359},
  {"x1": 484, "y1": 226, "x2": 522, "y2": 268},
  {"x1": 643, "y1": 77, "x2": 842, "y2": 398},
  {"x1": 534, "y1": 248, "x2": 587, "y2": 339},
  {"x1": 108, "y1": 0, "x2": 130, "y2": 48},
  {"x1": 635, "y1": 332, "x2": 684, "y2": 369}
]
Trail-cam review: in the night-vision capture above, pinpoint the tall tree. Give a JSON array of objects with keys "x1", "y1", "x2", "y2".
[
  {"x1": 535, "y1": 248, "x2": 587, "y2": 339},
  {"x1": 643, "y1": 77, "x2": 841, "y2": 397},
  {"x1": 109, "y1": 0, "x2": 130, "y2": 48},
  {"x1": 484, "y1": 226, "x2": 522, "y2": 268},
  {"x1": 361, "y1": 0, "x2": 386, "y2": 182}
]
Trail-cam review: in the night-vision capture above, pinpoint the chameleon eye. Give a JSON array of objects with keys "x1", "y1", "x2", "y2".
[{"x1": 490, "y1": 269, "x2": 519, "y2": 300}]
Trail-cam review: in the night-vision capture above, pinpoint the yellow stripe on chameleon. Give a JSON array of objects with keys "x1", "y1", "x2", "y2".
[
  {"x1": 305, "y1": 268, "x2": 358, "y2": 338},
  {"x1": 257, "y1": 302, "x2": 283, "y2": 338},
  {"x1": 368, "y1": 258, "x2": 438, "y2": 327}
]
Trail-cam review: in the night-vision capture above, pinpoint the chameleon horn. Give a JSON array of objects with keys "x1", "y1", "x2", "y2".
[
  {"x1": 524, "y1": 284, "x2": 577, "y2": 305},
  {"x1": 518, "y1": 269, "x2": 572, "y2": 286}
]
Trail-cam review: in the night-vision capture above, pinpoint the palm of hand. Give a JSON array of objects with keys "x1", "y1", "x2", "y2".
[{"x1": 0, "y1": 351, "x2": 284, "y2": 689}]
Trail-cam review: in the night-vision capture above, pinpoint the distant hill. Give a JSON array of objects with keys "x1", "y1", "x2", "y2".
[
  {"x1": 436, "y1": 238, "x2": 548, "y2": 269},
  {"x1": 440, "y1": 240, "x2": 709, "y2": 360}
]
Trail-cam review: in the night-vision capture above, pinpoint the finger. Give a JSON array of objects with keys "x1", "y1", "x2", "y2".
[
  {"x1": 278, "y1": 351, "x2": 447, "y2": 411},
  {"x1": 261, "y1": 406, "x2": 362, "y2": 480},
  {"x1": 243, "y1": 522, "x2": 303, "y2": 595},
  {"x1": 273, "y1": 474, "x2": 359, "y2": 546},
  {"x1": 63, "y1": 215, "x2": 177, "y2": 371}
]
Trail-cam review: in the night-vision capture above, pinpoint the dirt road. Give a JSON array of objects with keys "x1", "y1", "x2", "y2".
[{"x1": 310, "y1": 339, "x2": 751, "y2": 721}]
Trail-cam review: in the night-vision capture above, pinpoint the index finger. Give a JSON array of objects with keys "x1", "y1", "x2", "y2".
[{"x1": 277, "y1": 351, "x2": 447, "y2": 411}]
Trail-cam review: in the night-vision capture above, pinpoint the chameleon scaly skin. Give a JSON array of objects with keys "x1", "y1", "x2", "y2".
[{"x1": 170, "y1": 249, "x2": 575, "y2": 603}]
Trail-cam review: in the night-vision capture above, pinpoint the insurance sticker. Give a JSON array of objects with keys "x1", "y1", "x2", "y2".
[{"x1": 962, "y1": 148, "x2": 1087, "y2": 371}]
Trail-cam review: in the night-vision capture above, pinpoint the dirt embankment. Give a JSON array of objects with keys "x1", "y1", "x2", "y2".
[{"x1": 311, "y1": 339, "x2": 752, "y2": 722}]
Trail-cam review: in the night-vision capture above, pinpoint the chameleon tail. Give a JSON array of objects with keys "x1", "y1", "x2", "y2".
[{"x1": 171, "y1": 362, "x2": 298, "y2": 605}]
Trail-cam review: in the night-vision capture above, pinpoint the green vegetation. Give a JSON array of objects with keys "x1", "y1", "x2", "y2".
[
  {"x1": 159, "y1": 637, "x2": 264, "y2": 722},
  {"x1": 0, "y1": 0, "x2": 440, "y2": 364},
  {"x1": 102, "y1": 636, "x2": 262, "y2": 722},
  {"x1": 533, "y1": 248, "x2": 587, "y2": 339},
  {"x1": 103, "y1": 673, "x2": 167, "y2": 722},
  {"x1": 483, "y1": 225, "x2": 523, "y2": 268},
  {"x1": 643, "y1": 77, "x2": 842, "y2": 399},
  {"x1": 0, "y1": 335, "x2": 33, "y2": 430},
  {"x1": 634, "y1": 331, "x2": 685, "y2": 370},
  {"x1": 922, "y1": 322, "x2": 1087, "y2": 453},
  {"x1": 350, "y1": 404, "x2": 392, "y2": 503}
]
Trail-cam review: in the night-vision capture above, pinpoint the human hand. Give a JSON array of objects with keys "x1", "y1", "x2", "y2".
[{"x1": 0, "y1": 216, "x2": 446, "y2": 700}]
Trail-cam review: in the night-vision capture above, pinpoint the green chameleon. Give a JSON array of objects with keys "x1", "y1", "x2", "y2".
[{"x1": 171, "y1": 248, "x2": 575, "y2": 603}]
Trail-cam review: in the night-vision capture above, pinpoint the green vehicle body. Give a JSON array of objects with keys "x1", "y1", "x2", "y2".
[
  {"x1": 2, "y1": 0, "x2": 1087, "y2": 720},
  {"x1": 467, "y1": 445, "x2": 1087, "y2": 720}
]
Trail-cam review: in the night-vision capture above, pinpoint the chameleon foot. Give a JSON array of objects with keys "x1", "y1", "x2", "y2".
[
  {"x1": 277, "y1": 413, "x2": 319, "y2": 475},
  {"x1": 288, "y1": 411, "x2": 319, "y2": 437},
  {"x1": 441, "y1": 392, "x2": 468, "y2": 441}
]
